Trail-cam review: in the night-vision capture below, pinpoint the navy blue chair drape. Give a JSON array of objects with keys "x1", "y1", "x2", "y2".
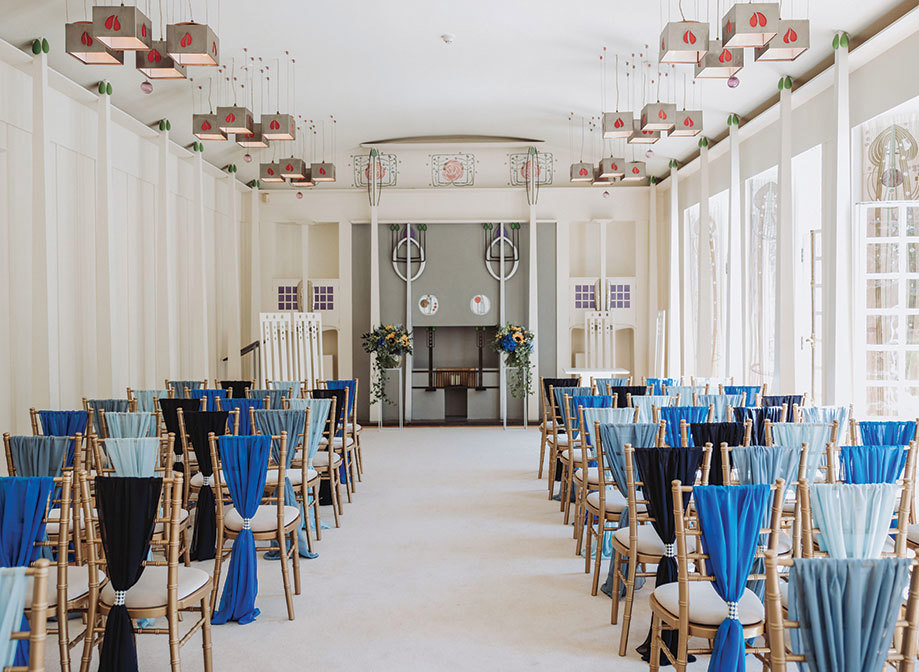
[
  {"x1": 609, "y1": 385, "x2": 650, "y2": 408},
  {"x1": 37, "y1": 410, "x2": 87, "y2": 466},
  {"x1": 184, "y1": 411, "x2": 230, "y2": 561},
  {"x1": 219, "y1": 380, "x2": 251, "y2": 400},
  {"x1": 158, "y1": 398, "x2": 203, "y2": 468},
  {"x1": 761, "y1": 395, "x2": 803, "y2": 410},
  {"x1": 689, "y1": 423, "x2": 746, "y2": 485},
  {"x1": 733, "y1": 406, "x2": 784, "y2": 445}
]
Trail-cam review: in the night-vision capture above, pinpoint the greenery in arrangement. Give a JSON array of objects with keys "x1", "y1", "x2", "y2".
[
  {"x1": 493, "y1": 323, "x2": 535, "y2": 398},
  {"x1": 361, "y1": 324, "x2": 413, "y2": 404}
]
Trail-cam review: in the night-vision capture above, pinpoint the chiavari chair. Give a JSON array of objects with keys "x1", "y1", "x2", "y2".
[{"x1": 5, "y1": 559, "x2": 52, "y2": 672}]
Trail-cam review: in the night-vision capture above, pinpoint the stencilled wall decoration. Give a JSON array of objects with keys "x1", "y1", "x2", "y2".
[
  {"x1": 430, "y1": 153, "x2": 475, "y2": 187},
  {"x1": 352, "y1": 152, "x2": 399, "y2": 188},
  {"x1": 508, "y1": 151, "x2": 553, "y2": 186},
  {"x1": 862, "y1": 116, "x2": 919, "y2": 201}
]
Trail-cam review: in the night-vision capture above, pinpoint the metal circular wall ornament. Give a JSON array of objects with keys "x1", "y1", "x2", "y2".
[
  {"x1": 484, "y1": 234, "x2": 519, "y2": 281},
  {"x1": 470, "y1": 294, "x2": 491, "y2": 316},
  {"x1": 418, "y1": 294, "x2": 439, "y2": 316},
  {"x1": 391, "y1": 236, "x2": 426, "y2": 282}
]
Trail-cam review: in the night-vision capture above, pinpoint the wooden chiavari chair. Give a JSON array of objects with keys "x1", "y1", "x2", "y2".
[
  {"x1": 318, "y1": 379, "x2": 364, "y2": 482},
  {"x1": 310, "y1": 387, "x2": 358, "y2": 500},
  {"x1": 6, "y1": 559, "x2": 52, "y2": 672},
  {"x1": 309, "y1": 397, "x2": 344, "y2": 526},
  {"x1": 94, "y1": 409, "x2": 161, "y2": 439},
  {"x1": 175, "y1": 406, "x2": 236, "y2": 508}
]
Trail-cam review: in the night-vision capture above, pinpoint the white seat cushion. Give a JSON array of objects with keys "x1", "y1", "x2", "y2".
[
  {"x1": 46, "y1": 507, "x2": 95, "y2": 534},
  {"x1": 908, "y1": 523, "x2": 919, "y2": 545},
  {"x1": 347, "y1": 422, "x2": 363, "y2": 432},
  {"x1": 613, "y1": 525, "x2": 696, "y2": 556},
  {"x1": 101, "y1": 566, "x2": 209, "y2": 609},
  {"x1": 554, "y1": 433, "x2": 570, "y2": 446},
  {"x1": 312, "y1": 452, "x2": 343, "y2": 468},
  {"x1": 654, "y1": 581, "x2": 764, "y2": 626},
  {"x1": 224, "y1": 505, "x2": 300, "y2": 532},
  {"x1": 191, "y1": 470, "x2": 225, "y2": 488},
  {"x1": 779, "y1": 580, "x2": 788, "y2": 609},
  {"x1": 26, "y1": 565, "x2": 104, "y2": 607},
  {"x1": 574, "y1": 467, "x2": 600, "y2": 485},
  {"x1": 586, "y1": 489, "x2": 629, "y2": 514},
  {"x1": 558, "y1": 448, "x2": 587, "y2": 463},
  {"x1": 319, "y1": 436, "x2": 355, "y2": 448},
  {"x1": 265, "y1": 468, "x2": 319, "y2": 486}
]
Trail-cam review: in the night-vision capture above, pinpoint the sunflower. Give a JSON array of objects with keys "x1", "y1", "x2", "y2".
[{"x1": 513, "y1": 332, "x2": 525, "y2": 344}]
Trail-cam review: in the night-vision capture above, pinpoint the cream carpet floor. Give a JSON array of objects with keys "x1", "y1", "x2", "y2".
[{"x1": 73, "y1": 426, "x2": 763, "y2": 671}]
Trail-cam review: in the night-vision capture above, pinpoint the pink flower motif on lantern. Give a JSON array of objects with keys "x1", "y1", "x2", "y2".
[{"x1": 442, "y1": 159, "x2": 464, "y2": 182}]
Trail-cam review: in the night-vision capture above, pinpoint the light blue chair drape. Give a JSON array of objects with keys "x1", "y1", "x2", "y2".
[
  {"x1": 660, "y1": 406, "x2": 709, "y2": 446},
  {"x1": 799, "y1": 405, "x2": 849, "y2": 429},
  {"x1": 597, "y1": 422, "x2": 660, "y2": 597},
  {"x1": 809, "y1": 483, "x2": 899, "y2": 559},
  {"x1": 249, "y1": 389, "x2": 289, "y2": 410},
  {"x1": 218, "y1": 399, "x2": 264, "y2": 435},
  {"x1": 168, "y1": 380, "x2": 203, "y2": 398},
  {"x1": 581, "y1": 408, "x2": 636, "y2": 449},
  {"x1": 85, "y1": 399, "x2": 130, "y2": 436},
  {"x1": 552, "y1": 387, "x2": 592, "y2": 431},
  {"x1": 0, "y1": 566, "x2": 28, "y2": 669},
  {"x1": 133, "y1": 389, "x2": 169, "y2": 412},
  {"x1": 269, "y1": 381, "x2": 302, "y2": 396},
  {"x1": 211, "y1": 435, "x2": 271, "y2": 625},
  {"x1": 567, "y1": 395, "x2": 614, "y2": 440},
  {"x1": 646, "y1": 378, "x2": 677, "y2": 395},
  {"x1": 724, "y1": 386, "x2": 760, "y2": 407},
  {"x1": 787, "y1": 557, "x2": 911, "y2": 672},
  {"x1": 8, "y1": 437, "x2": 69, "y2": 479},
  {"x1": 104, "y1": 412, "x2": 156, "y2": 438},
  {"x1": 287, "y1": 399, "x2": 333, "y2": 532},
  {"x1": 698, "y1": 394, "x2": 745, "y2": 422},
  {"x1": 632, "y1": 395, "x2": 676, "y2": 423},
  {"x1": 595, "y1": 377, "x2": 630, "y2": 395},
  {"x1": 693, "y1": 484, "x2": 771, "y2": 672},
  {"x1": 769, "y1": 423, "x2": 835, "y2": 481},
  {"x1": 858, "y1": 421, "x2": 916, "y2": 446},
  {"x1": 189, "y1": 389, "x2": 227, "y2": 412},
  {"x1": 253, "y1": 410, "x2": 313, "y2": 558},
  {"x1": 838, "y1": 445, "x2": 908, "y2": 484},
  {"x1": 105, "y1": 439, "x2": 159, "y2": 477},
  {"x1": 665, "y1": 385, "x2": 706, "y2": 405}
]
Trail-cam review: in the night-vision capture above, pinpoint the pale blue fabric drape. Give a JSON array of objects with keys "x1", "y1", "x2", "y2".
[
  {"x1": 787, "y1": 557, "x2": 910, "y2": 672},
  {"x1": 567, "y1": 395, "x2": 614, "y2": 440},
  {"x1": 248, "y1": 389, "x2": 288, "y2": 410},
  {"x1": 632, "y1": 395, "x2": 675, "y2": 423},
  {"x1": 8, "y1": 437, "x2": 69, "y2": 478},
  {"x1": 0, "y1": 566, "x2": 28, "y2": 669},
  {"x1": 660, "y1": 406, "x2": 709, "y2": 446},
  {"x1": 552, "y1": 387, "x2": 592, "y2": 430},
  {"x1": 858, "y1": 421, "x2": 916, "y2": 446},
  {"x1": 666, "y1": 385, "x2": 706, "y2": 405},
  {"x1": 168, "y1": 380, "x2": 203, "y2": 398},
  {"x1": 85, "y1": 399, "x2": 131, "y2": 436},
  {"x1": 104, "y1": 412, "x2": 156, "y2": 438},
  {"x1": 698, "y1": 394, "x2": 745, "y2": 422},
  {"x1": 269, "y1": 381, "x2": 302, "y2": 397},
  {"x1": 809, "y1": 483, "x2": 899, "y2": 558},
  {"x1": 769, "y1": 423, "x2": 835, "y2": 481},
  {"x1": 581, "y1": 408, "x2": 636, "y2": 448},
  {"x1": 724, "y1": 386, "x2": 760, "y2": 406},
  {"x1": 286, "y1": 399, "x2": 333, "y2": 467},
  {"x1": 838, "y1": 445, "x2": 908, "y2": 484},
  {"x1": 104, "y1": 439, "x2": 159, "y2": 477},
  {"x1": 595, "y1": 377, "x2": 630, "y2": 395},
  {"x1": 133, "y1": 390, "x2": 169, "y2": 412},
  {"x1": 798, "y1": 405, "x2": 849, "y2": 429}
]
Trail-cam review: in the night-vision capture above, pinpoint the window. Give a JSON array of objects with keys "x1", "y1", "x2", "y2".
[
  {"x1": 608, "y1": 283, "x2": 631, "y2": 309},
  {"x1": 746, "y1": 168, "x2": 778, "y2": 388},
  {"x1": 277, "y1": 285, "x2": 298, "y2": 311},
  {"x1": 312, "y1": 285, "x2": 335, "y2": 311},
  {"x1": 574, "y1": 283, "x2": 596, "y2": 310}
]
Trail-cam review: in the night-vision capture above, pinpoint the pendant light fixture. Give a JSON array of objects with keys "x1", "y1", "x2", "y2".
[
  {"x1": 92, "y1": 4, "x2": 152, "y2": 51},
  {"x1": 192, "y1": 80, "x2": 226, "y2": 141},
  {"x1": 640, "y1": 62, "x2": 674, "y2": 132},
  {"x1": 602, "y1": 55, "x2": 633, "y2": 140},
  {"x1": 754, "y1": 19, "x2": 809, "y2": 61},
  {"x1": 721, "y1": 2, "x2": 780, "y2": 48},
  {"x1": 621, "y1": 160, "x2": 647, "y2": 182},
  {"x1": 262, "y1": 54, "x2": 296, "y2": 141},
  {"x1": 659, "y1": 0, "x2": 710, "y2": 66},
  {"x1": 669, "y1": 74, "x2": 703, "y2": 138},
  {"x1": 599, "y1": 155, "x2": 625, "y2": 179},
  {"x1": 629, "y1": 119, "x2": 661, "y2": 144},
  {"x1": 216, "y1": 60, "x2": 253, "y2": 135},
  {"x1": 166, "y1": 23, "x2": 219, "y2": 65},
  {"x1": 259, "y1": 162, "x2": 283, "y2": 183},
  {"x1": 237, "y1": 55, "x2": 269, "y2": 147},
  {"x1": 137, "y1": 40, "x2": 186, "y2": 78},
  {"x1": 66, "y1": 21, "x2": 125, "y2": 64},
  {"x1": 695, "y1": 38, "x2": 743, "y2": 78},
  {"x1": 311, "y1": 115, "x2": 337, "y2": 182}
]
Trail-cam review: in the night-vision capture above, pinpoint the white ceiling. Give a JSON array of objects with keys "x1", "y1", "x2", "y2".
[{"x1": 0, "y1": 0, "x2": 910, "y2": 180}]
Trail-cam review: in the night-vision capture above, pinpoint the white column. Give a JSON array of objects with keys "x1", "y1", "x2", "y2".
[
  {"x1": 667, "y1": 166, "x2": 682, "y2": 378},
  {"x1": 96, "y1": 90, "x2": 120, "y2": 396},
  {"x1": 648, "y1": 182, "x2": 660, "y2": 376},
  {"x1": 194, "y1": 153, "x2": 210, "y2": 379},
  {"x1": 826, "y1": 37, "x2": 852, "y2": 405},
  {"x1": 161, "y1": 139, "x2": 179, "y2": 378},
  {"x1": 369, "y1": 204, "x2": 380, "y2": 423},
  {"x1": 30, "y1": 50, "x2": 59, "y2": 407},
  {"x1": 556, "y1": 219, "x2": 570, "y2": 375},
  {"x1": 225, "y1": 176, "x2": 242, "y2": 377},
  {"x1": 404, "y1": 226, "x2": 413, "y2": 422},
  {"x1": 697, "y1": 143, "x2": 712, "y2": 377},
  {"x1": 527, "y1": 207, "x2": 539, "y2": 421},
  {"x1": 338, "y1": 221, "x2": 353, "y2": 380},
  {"x1": 499, "y1": 226, "x2": 506, "y2": 426},
  {"x1": 776, "y1": 79, "x2": 796, "y2": 392},
  {"x1": 249, "y1": 188, "x2": 260, "y2": 339},
  {"x1": 598, "y1": 219, "x2": 607, "y2": 310},
  {"x1": 726, "y1": 119, "x2": 743, "y2": 377}
]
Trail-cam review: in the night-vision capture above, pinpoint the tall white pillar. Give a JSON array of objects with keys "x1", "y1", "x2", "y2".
[
  {"x1": 667, "y1": 165, "x2": 682, "y2": 378},
  {"x1": 648, "y1": 181, "x2": 660, "y2": 377},
  {"x1": 404, "y1": 225, "x2": 413, "y2": 422},
  {"x1": 194, "y1": 153, "x2": 210, "y2": 379},
  {"x1": 161, "y1": 138, "x2": 179, "y2": 378},
  {"x1": 527, "y1": 206, "x2": 539, "y2": 421},
  {"x1": 225, "y1": 175, "x2": 242, "y2": 377},
  {"x1": 697, "y1": 142, "x2": 712, "y2": 377},
  {"x1": 338, "y1": 221, "x2": 353, "y2": 380},
  {"x1": 369, "y1": 204, "x2": 380, "y2": 423},
  {"x1": 776, "y1": 78, "x2": 796, "y2": 392},
  {"x1": 248, "y1": 187, "x2": 261, "y2": 384},
  {"x1": 726, "y1": 117, "x2": 743, "y2": 377}
]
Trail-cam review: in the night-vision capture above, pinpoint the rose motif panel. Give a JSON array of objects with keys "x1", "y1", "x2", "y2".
[
  {"x1": 351, "y1": 153, "x2": 399, "y2": 188},
  {"x1": 430, "y1": 153, "x2": 475, "y2": 187},
  {"x1": 508, "y1": 152, "x2": 553, "y2": 186}
]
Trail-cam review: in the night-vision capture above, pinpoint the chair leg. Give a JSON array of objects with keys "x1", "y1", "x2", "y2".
[
  {"x1": 168, "y1": 600, "x2": 182, "y2": 672},
  {"x1": 581, "y1": 512, "x2": 591, "y2": 572},
  {"x1": 290, "y1": 529, "x2": 301, "y2": 596},
  {"x1": 328, "y1": 473, "x2": 341, "y2": 528},
  {"x1": 210, "y1": 535, "x2": 226, "y2": 616},
  {"x1": 301, "y1": 494, "x2": 314, "y2": 555},
  {"x1": 333, "y1": 468, "x2": 344, "y2": 516},
  {"x1": 79, "y1": 597, "x2": 98, "y2": 672},
  {"x1": 312, "y1": 485, "x2": 322, "y2": 540},
  {"x1": 591, "y1": 524, "x2": 605, "y2": 595},
  {"x1": 57, "y1": 602, "x2": 71, "y2": 672},
  {"x1": 183, "y1": 525, "x2": 191, "y2": 566},
  {"x1": 278, "y1": 528, "x2": 295, "y2": 620},
  {"x1": 537, "y1": 431, "x2": 547, "y2": 479},
  {"x1": 649, "y1": 613, "x2": 662, "y2": 672},
  {"x1": 618, "y1": 552, "x2": 639, "y2": 656},
  {"x1": 547, "y1": 444, "x2": 558, "y2": 499},
  {"x1": 347, "y1": 448, "x2": 357, "y2": 492},
  {"x1": 611, "y1": 551, "x2": 622, "y2": 625},
  {"x1": 201, "y1": 596, "x2": 213, "y2": 672},
  {"x1": 563, "y1": 465, "x2": 574, "y2": 523},
  {"x1": 343, "y1": 454, "x2": 353, "y2": 503},
  {"x1": 558, "y1": 460, "x2": 568, "y2": 512}
]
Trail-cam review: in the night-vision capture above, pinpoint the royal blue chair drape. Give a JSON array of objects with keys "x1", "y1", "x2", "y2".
[
  {"x1": 724, "y1": 386, "x2": 760, "y2": 407},
  {"x1": 168, "y1": 380, "x2": 203, "y2": 398},
  {"x1": 608, "y1": 385, "x2": 650, "y2": 408},
  {"x1": 858, "y1": 421, "x2": 916, "y2": 446},
  {"x1": 218, "y1": 398, "x2": 264, "y2": 436},
  {"x1": 660, "y1": 406, "x2": 709, "y2": 447},
  {"x1": 732, "y1": 406, "x2": 784, "y2": 445},
  {"x1": 646, "y1": 378, "x2": 677, "y2": 395},
  {"x1": 839, "y1": 445, "x2": 908, "y2": 484},
  {"x1": 85, "y1": 399, "x2": 130, "y2": 436},
  {"x1": 189, "y1": 389, "x2": 227, "y2": 412},
  {"x1": 0, "y1": 476, "x2": 54, "y2": 666},
  {"x1": 212, "y1": 435, "x2": 271, "y2": 625},
  {"x1": 689, "y1": 422, "x2": 746, "y2": 485},
  {"x1": 632, "y1": 447, "x2": 705, "y2": 662},
  {"x1": 693, "y1": 484, "x2": 771, "y2": 672},
  {"x1": 183, "y1": 411, "x2": 230, "y2": 561},
  {"x1": 95, "y1": 476, "x2": 162, "y2": 672},
  {"x1": 37, "y1": 410, "x2": 87, "y2": 467},
  {"x1": 787, "y1": 557, "x2": 911, "y2": 672}
]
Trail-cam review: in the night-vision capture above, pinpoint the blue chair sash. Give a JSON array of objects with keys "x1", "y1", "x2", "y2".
[
  {"x1": 594, "y1": 377, "x2": 630, "y2": 395},
  {"x1": 769, "y1": 423, "x2": 835, "y2": 481},
  {"x1": 37, "y1": 410, "x2": 87, "y2": 467},
  {"x1": 248, "y1": 389, "x2": 288, "y2": 410},
  {"x1": 0, "y1": 567, "x2": 28, "y2": 669},
  {"x1": 183, "y1": 411, "x2": 230, "y2": 561},
  {"x1": 665, "y1": 385, "x2": 706, "y2": 405},
  {"x1": 581, "y1": 408, "x2": 635, "y2": 449},
  {"x1": 168, "y1": 380, "x2": 203, "y2": 398},
  {"x1": 697, "y1": 394, "x2": 745, "y2": 422},
  {"x1": 326, "y1": 380, "x2": 357, "y2": 418},
  {"x1": 608, "y1": 386, "x2": 651, "y2": 408},
  {"x1": 788, "y1": 558, "x2": 911, "y2": 672},
  {"x1": 212, "y1": 436, "x2": 271, "y2": 625},
  {"x1": 858, "y1": 421, "x2": 916, "y2": 446},
  {"x1": 733, "y1": 406, "x2": 785, "y2": 446},
  {"x1": 646, "y1": 378, "x2": 677, "y2": 395},
  {"x1": 798, "y1": 405, "x2": 849, "y2": 428},
  {"x1": 809, "y1": 483, "x2": 899, "y2": 558},
  {"x1": 219, "y1": 380, "x2": 251, "y2": 400},
  {"x1": 104, "y1": 412, "x2": 156, "y2": 438},
  {"x1": 269, "y1": 381, "x2": 302, "y2": 396},
  {"x1": 286, "y1": 399, "x2": 333, "y2": 467},
  {"x1": 85, "y1": 400, "x2": 130, "y2": 435},
  {"x1": 218, "y1": 399, "x2": 264, "y2": 435},
  {"x1": 689, "y1": 423, "x2": 746, "y2": 485},
  {"x1": 552, "y1": 387, "x2": 592, "y2": 430},
  {"x1": 838, "y1": 445, "x2": 908, "y2": 484},
  {"x1": 189, "y1": 389, "x2": 227, "y2": 412},
  {"x1": 660, "y1": 406, "x2": 709, "y2": 446},
  {"x1": 105, "y1": 439, "x2": 159, "y2": 477},
  {"x1": 693, "y1": 484, "x2": 771, "y2": 672},
  {"x1": 8, "y1": 437, "x2": 69, "y2": 478},
  {"x1": 724, "y1": 386, "x2": 760, "y2": 406},
  {"x1": 632, "y1": 395, "x2": 675, "y2": 423},
  {"x1": 133, "y1": 390, "x2": 169, "y2": 412},
  {"x1": 567, "y1": 395, "x2": 613, "y2": 436},
  {"x1": 761, "y1": 394, "x2": 804, "y2": 409}
]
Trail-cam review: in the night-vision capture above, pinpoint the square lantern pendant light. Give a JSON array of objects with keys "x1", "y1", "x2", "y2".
[
  {"x1": 311, "y1": 162, "x2": 336, "y2": 182},
  {"x1": 280, "y1": 158, "x2": 307, "y2": 180},
  {"x1": 602, "y1": 111, "x2": 634, "y2": 140},
  {"x1": 599, "y1": 157, "x2": 626, "y2": 179},
  {"x1": 629, "y1": 120, "x2": 660, "y2": 144},
  {"x1": 260, "y1": 162, "x2": 283, "y2": 183},
  {"x1": 722, "y1": 3, "x2": 780, "y2": 48},
  {"x1": 570, "y1": 162, "x2": 593, "y2": 182},
  {"x1": 136, "y1": 40, "x2": 186, "y2": 79},
  {"x1": 695, "y1": 39, "x2": 743, "y2": 78},
  {"x1": 591, "y1": 168, "x2": 614, "y2": 187},
  {"x1": 65, "y1": 21, "x2": 125, "y2": 65},
  {"x1": 622, "y1": 161, "x2": 647, "y2": 182},
  {"x1": 640, "y1": 102, "x2": 676, "y2": 132},
  {"x1": 92, "y1": 4, "x2": 152, "y2": 50},
  {"x1": 659, "y1": 21, "x2": 709, "y2": 64},
  {"x1": 669, "y1": 110, "x2": 703, "y2": 137},
  {"x1": 237, "y1": 123, "x2": 269, "y2": 148},
  {"x1": 216, "y1": 106, "x2": 253, "y2": 135},
  {"x1": 166, "y1": 22, "x2": 219, "y2": 66},
  {"x1": 261, "y1": 114, "x2": 296, "y2": 141},
  {"x1": 193, "y1": 114, "x2": 226, "y2": 141},
  {"x1": 754, "y1": 19, "x2": 809, "y2": 61},
  {"x1": 291, "y1": 169, "x2": 315, "y2": 188}
]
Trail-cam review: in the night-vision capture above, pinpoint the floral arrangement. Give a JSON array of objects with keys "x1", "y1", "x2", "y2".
[
  {"x1": 494, "y1": 323, "x2": 535, "y2": 398},
  {"x1": 361, "y1": 324, "x2": 413, "y2": 404}
]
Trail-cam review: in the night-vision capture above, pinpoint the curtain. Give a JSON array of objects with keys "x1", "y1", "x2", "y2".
[
  {"x1": 168, "y1": 380, "x2": 203, "y2": 398},
  {"x1": 212, "y1": 436, "x2": 270, "y2": 625},
  {"x1": 104, "y1": 412, "x2": 156, "y2": 439},
  {"x1": 218, "y1": 399, "x2": 265, "y2": 436},
  {"x1": 698, "y1": 394, "x2": 747, "y2": 422},
  {"x1": 724, "y1": 386, "x2": 761, "y2": 407},
  {"x1": 770, "y1": 423, "x2": 835, "y2": 481},
  {"x1": 248, "y1": 389, "x2": 288, "y2": 411},
  {"x1": 132, "y1": 389, "x2": 169, "y2": 413},
  {"x1": 809, "y1": 483, "x2": 899, "y2": 558},
  {"x1": 594, "y1": 377, "x2": 630, "y2": 394},
  {"x1": 105, "y1": 439, "x2": 159, "y2": 477},
  {"x1": 693, "y1": 484, "x2": 771, "y2": 672},
  {"x1": 761, "y1": 395, "x2": 804, "y2": 409},
  {"x1": 788, "y1": 557, "x2": 911, "y2": 672},
  {"x1": 8, "y1": 437, "x2": 69, "y2": 478},
  {"x1": 0, "y1": 567, "x2": 27, "y2": 669},
  {"x1": 632, "y1": 395, "x2": 675, "y2": 423},
  {"x1": 326, "y1": 380, "x2": 357, "y2": 418},
  {"x1": 632, "y1": 447, "x2": 705, "y2": 662},
  {"x1": 95, "y1": 476, "x2": 162, "y2": 672},
  {"x1": 85, "y1": 400, "x2": 131, "y2": 436},
  {"x1": 608, "y1": 386, "x2": 650, "y2": 408},
  {"x1": 38, "y1": 410, "x2": 88, "y2": 467},
  {"x1": 689, "y1": 423, "x2": 746, "y2": 485},
  {"x1": 660, "y1": 406, "x2": 710, "y2": 447},
  {"x1": 733, "y1": 407, "x2": 784, "y2": 445},
  {"x1": 189, "y1": 389, "x2": 227, "y2": 412},
  {"x1": 183, "y1": 411, "x2": 230, "y2": 561},
  {"x1": 219, "y1": 380, "x2": 251, "y2": 400},
  {"x1": 839, "y1": 445, "x2": 908, "y2": 484},
  {"x1": 858, "y1": 421, "x2": 915, "y2": 446}
]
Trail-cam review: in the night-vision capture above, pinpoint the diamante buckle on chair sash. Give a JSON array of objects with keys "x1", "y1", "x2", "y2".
[
  {"x1": 114, "y1": 590, "x2": 127, "y2": 606},
  {"x1": 242, "y1": 518, "x2": 252, "y2": 530},
  {"x1": 726, "y1": 601, "x2": 739, "y2": 621},
  {"x1": 202, "y1": 475, "x2": 212, "y2": 487},
  {"x1": 757, "y1": 544, "x2": 767, "y2": 555},
  {"x1": 663, "y1": 542, "x2": 676, "y2": 558}
]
